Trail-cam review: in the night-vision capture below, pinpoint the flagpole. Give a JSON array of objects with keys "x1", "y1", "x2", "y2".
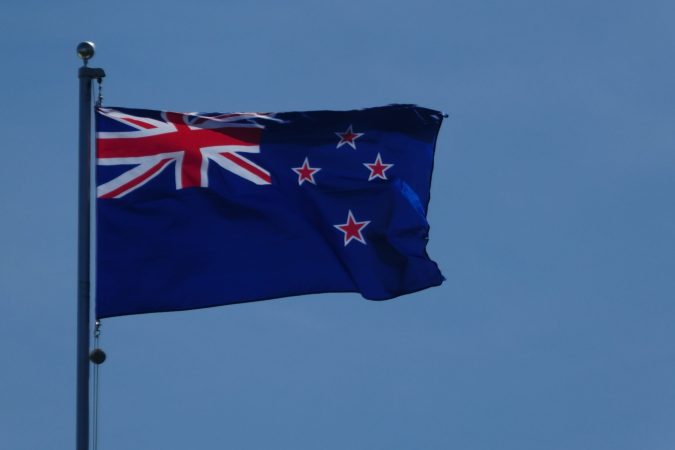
[{"x1": 76, "y1": 41, "x2": 105, "y2": 450}]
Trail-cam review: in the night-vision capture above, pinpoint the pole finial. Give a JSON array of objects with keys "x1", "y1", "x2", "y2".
[{"x1": 76, "y1": 41, "x2": 95, "y2": 65}]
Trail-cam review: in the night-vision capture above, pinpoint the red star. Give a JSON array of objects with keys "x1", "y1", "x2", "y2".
[
  {"x1": 334, "y1": 210, "x2": 370, "y2": 246},
  {"x1": 335, "y1": 124, "x2": 364, "y2": 149},
  {"x1": 292, "y1": 157, "x2": 321, "y2": 185},
  {"x1": 364, "y1": 153, "x2": 393, "y2": 181}
]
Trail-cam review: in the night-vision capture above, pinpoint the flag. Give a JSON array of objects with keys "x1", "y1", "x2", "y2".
[{"x1": 95, "y1": 104, "x2": 444, "y2": 318}]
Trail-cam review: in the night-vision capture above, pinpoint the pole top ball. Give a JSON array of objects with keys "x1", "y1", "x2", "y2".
[{"x1": 77, "y1": 41, "x2": 96, "y2": 62}]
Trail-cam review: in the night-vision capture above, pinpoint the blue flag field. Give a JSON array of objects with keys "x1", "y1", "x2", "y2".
[{"x1": 95, "y1": 105, "x2": 444, "y2": 318}]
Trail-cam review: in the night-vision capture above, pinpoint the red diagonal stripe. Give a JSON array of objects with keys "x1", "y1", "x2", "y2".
[
  {"x1": 221, "y1": 152, "x2": 272, "y2": 184},
  {"x1": 121, "y1": 117, "x2": 156, "y2": 129},
  {"x1": 100, "y1": 158, "x2": 173, "y2": 199}
]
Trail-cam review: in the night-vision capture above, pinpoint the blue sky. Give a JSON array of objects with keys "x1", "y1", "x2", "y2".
[{"x1": 1, "y1": 0, "x2": 675, "y2": 449}]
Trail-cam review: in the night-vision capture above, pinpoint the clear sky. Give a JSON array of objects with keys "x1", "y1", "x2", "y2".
[{"x1": 1, "y1": 0, "x2": 675, "y2": 449}]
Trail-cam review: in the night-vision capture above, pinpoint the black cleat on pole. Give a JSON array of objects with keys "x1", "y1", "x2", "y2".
[{"x1": 76, "y1": 41, "x2": 105, "y2": 450}]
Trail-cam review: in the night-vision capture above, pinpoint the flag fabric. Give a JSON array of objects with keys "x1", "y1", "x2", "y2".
[{"x1": 95, "y1": 104, "x2": 444, "y2": 318}]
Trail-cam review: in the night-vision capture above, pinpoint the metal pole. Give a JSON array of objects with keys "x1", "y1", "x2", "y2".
[{"x1": 76, "y1": 41, "x2": 105, "y2": 450}]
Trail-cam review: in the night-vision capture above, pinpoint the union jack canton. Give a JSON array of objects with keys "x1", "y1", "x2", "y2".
[{"x1": 96, "y1": 108, "x2": 285, "y2": 198}]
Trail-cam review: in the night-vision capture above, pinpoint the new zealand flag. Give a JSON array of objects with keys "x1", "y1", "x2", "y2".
[{"x1": 95, "y1": 105, "x2": 444, "y2": 318}]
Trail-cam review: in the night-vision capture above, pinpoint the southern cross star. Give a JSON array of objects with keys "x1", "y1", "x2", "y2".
[
  {"x1": 292, "y1": 157, "x2": 321, "y2": 185},
  {"x1": 335, "y1": 125, "x2": 364, "y2": 149},
  {"x1": 334, "y1": 210, "x2": 370, "y2": 246},
  {"x1": 364, "y1": 153, "x2": 393, "y2": 181}
]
